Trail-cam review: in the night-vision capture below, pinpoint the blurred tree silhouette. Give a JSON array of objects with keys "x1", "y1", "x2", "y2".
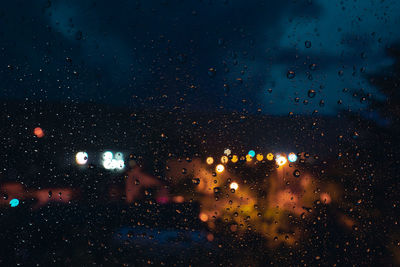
[{"x1": 367, "y1": 44, "x2": 400, "y2": 128}]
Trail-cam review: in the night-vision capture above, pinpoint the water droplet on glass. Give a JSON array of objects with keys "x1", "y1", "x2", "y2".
[
  {"x1": 293, "y1": 169, "x2": 300, "y2": 177},
  {"x1": 208, "y1": 68, "x2": 216, "y2": 77},
  {"x1": 308, "y1": 89, "x2": 316, "y2": 98},
  {"x1": 287, "y1": 70, "x2": 296, "y2": 79},
  {"x1": 305, "y1": 40, "x2": 312, "y2": 48}
]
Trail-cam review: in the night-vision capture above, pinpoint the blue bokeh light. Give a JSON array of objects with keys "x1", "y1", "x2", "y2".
[
  {"x1": 288, "y1": 153, "x2": 298, "y2": 163},
  {"x1": 248, "y1": 150, "x2": 256, "y2": 158},
  {"x1": 9, "y1": 198, "x2": 19, "y2": 207}
]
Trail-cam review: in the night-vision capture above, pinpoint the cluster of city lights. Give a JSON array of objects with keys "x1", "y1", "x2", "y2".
[
  {"x1": 206, "y1": 150, "x2": 298, "y2": 168},
  {"x1": 102, "y1": 151, "x2": 125, "y2": 170},
  {"x1": 74, "y1": 151, "x2": 125, "y2": 171}
]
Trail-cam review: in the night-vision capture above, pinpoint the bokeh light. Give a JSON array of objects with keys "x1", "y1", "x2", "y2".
[
  {"x1": 216, "y1": 164, "x2": 224, "y2": 173},
  {"x1": 9, "y1": 198, "x2": 19, "y2": 207},
  {"x1": 246, "y1": 154, "x2": 252, "y2": 162},
  {"x1": 221, "y1": 156, "x2": 228, "y2": 164},
  {"x1": 231, "y1": 155, "x2": 238, "y2": 163},
  {"x1": 276, "y1": 155, "x2": 287, "y2": 166},
  {"x1": 75, "y1": 151, "x2": 88, "y2": 165},
  {"x1": 103, "y1": 151, "x2": 113, "y2": 161},
  {"x1": 206, "y1": 157, "x2": 214, "y2": 165},
  {"x1": 230, "y1": 182, "x2": 239, "y2": 191},
  {"x1": 199, "y1": 213, "x2": 208, "y2": 222},
  {"x1": 288, "y1": 152, "x2": 297, "y2": 163},
  {"x1": 114, "y1": 152, "x2": 124, "y2": 160},
  {"x1": 266, "y1": 153, "x2": 274, "y2": 161},
  {"x1": 33, "y1": 127, "x2": 44, "y2": 138},
  {"x1": 102, "y1": 151, "x2": 125, "y2": 170},
  {"x1": 256, "y1": 153, "x2": 263, "y2": 161},
  {"x1": 248, "y1": 150, "x2": 256, "y2": 157}
]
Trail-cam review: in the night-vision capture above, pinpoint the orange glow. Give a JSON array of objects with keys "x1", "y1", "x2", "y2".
[
  {"x1": 173, "y1": 195, "x2": 184, "y2": 203},
  {"x1": 256, "y1": 154, "x2": 263, "y2": 161},
  {"x1": 199, "y1": 213, "x2": 208, "y2": 222},
  {"x1": 221, "y1": 156, "x2": 228, "y2": 164},
  {"x1": 206, "y1": 157, "x2": 214, "y2": 165},
  {"x1": 33, "y1": 127, "x2": 44, "y2": 138},
  {"x1": 206, "y1": 233, "x2": 214, "y2": 241},
  {"x1": 266, "y1": 153, "x2": 274, "y2": 161},
  {"x1": 320, "y1": 193, "x2": 331, "y2": 204}
]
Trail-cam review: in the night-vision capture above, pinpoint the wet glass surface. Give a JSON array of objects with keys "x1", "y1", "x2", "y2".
[{"x1": 1, "y1": 1, "x2": 400, "y2": 265}]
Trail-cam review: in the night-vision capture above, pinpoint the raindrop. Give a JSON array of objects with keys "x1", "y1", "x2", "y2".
[
  {"x1": 309, "y1": 63, "x2": 317, "y2": 71},
  {"x1": 208, "y1": 68, "x2": 216, "y2": 77},
  {"x1": 293, "y1": 169, "x2": 300, "y2": 177},
  {"x1": 305, "y1": 40, "x2": 312, "y2": 48},
  {"x1": 287, "y1": 70, "x2": 296, "y2": 79},
  {"x1": 192, "y1": 178, "x2": 200, "y2": 185},
  {"x1": 223, "y1": 83, "x2": 230, "y2": 93},
  {"x1": 308, "y1": 89, "x2": 316, "y2": 98}
]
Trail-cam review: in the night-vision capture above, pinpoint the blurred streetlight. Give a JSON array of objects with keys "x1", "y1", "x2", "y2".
[
  {"x1": 75, "y1": 151, "x2": 88, "y2": 165},
  {"x1": 216, "y1": 164, "x2": 225, "y2": 173},
  {"x1": 276, "y1": 155, "x2": 287, "y2": 166}
]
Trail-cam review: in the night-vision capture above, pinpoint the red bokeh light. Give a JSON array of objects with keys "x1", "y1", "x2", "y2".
[{"x1": 33, "y1": 127, "x2": 44, "y2": 138}]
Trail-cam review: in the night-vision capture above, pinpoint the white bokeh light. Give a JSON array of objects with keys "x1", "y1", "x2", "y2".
[
  {"x1": 75, "y1": 152, "x2": 88, "y2": 165},
  {"x1": 102, "y1": 151, "x2": 125, "y2": 171},
  {"x1": 288, "y1": 152, "x2": 297, "y2": 163}
]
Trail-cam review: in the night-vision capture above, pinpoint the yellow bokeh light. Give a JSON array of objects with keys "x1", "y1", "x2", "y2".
[
  {"x1": 246, "y1": 154, "x2": 252, "y2": 162},
  {"x1": 206, "y1": 157, "x2": 214, "y2": 165},
  {"x1": 230, "y1": 182, "x2": 239, "y2": 190},
  {"x1": 231, "y1": 155, "x2": 238, "y2": 163},
  {"x1": 199, "y1": 213, "x2": 208, "y2": 222},
  {"x1": 216, "y1": 164, "x2": 225, "y2": 173},
  {"x1": 256, "y1": 153, "x2": 263, "y2": 161},
  {"x1": 276, "y1": 155, "x2": 287, "y2": 166},
  {"x1": 221, "y1": 156, "x2": 228, "y2": 164},
  {"x1": 266, "y1": 153, "x2": 274, "y2": 161}
]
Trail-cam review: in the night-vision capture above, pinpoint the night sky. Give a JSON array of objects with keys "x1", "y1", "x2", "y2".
[{"x1": 1, "y1": 0, "x2": 399, "y2": 115}]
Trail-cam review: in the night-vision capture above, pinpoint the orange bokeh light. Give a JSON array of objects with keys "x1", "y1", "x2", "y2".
[
  {"x1": 199, "y1": 213, "x2": 208, "y2": 222},
  {"x1": 33, "y1": 127, "x2": 44, "y2": 138}
]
